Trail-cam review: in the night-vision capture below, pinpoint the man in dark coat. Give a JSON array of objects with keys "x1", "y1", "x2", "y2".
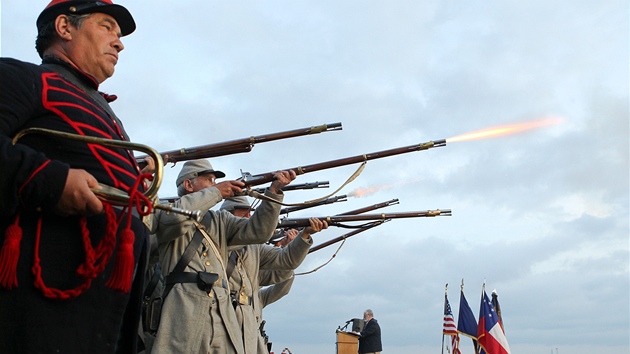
[
  {"x1": 0, "y1": 1, "x2": 149, "y2": 352},
  {"x1": 356, "y1": 309, "x2": 383, "y2": 354}
]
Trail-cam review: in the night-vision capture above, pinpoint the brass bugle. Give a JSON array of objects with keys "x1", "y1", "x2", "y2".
[
  {"x1": 95, "y1": 184, "x2": 202, "y2": 222},
  {"x1": 12, "y1": 128, "x2": 202, "y2": 222}
]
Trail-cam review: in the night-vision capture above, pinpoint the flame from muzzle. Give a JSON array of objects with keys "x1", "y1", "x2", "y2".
[
  {"x1": 447, "y1": 116, "x2": 563, "y2": 143},
  {"x1": 348, "y1": 178, "x2": 422, "y2": 198},
  {"x1": 348, "y1": 185, "x2": 392, "y2": 198}
]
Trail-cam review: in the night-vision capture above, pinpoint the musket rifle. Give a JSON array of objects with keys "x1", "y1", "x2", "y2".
[
  {"x1": 307, "y1": 198, "x2": 399, "y2": 252},
  {"x1": 277, "y1": 209, "x2": 451, "y2": 229},
  {"x1": 239, "y1": 139, "x2": 446, "y2": 188},
  {"x1": 335, "y1": 198, "x2": 399, "y2": 216},
  {"x1": 280, "y1": 194, "x2": 348, "y2": 215},
  {"x1": 159, "y1": 181, "x2": 333, "y2": 205},
  {"x1": 137, "y1": 122, "x2": 342, "y2": 168}
]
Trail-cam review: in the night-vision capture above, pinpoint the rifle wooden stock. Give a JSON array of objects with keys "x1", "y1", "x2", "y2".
[
  {"x1": 308, "y1": 222, "x2": 385, "y2": 253},
  {"x1": 280, "y1": 195, "x2": 348, "y2": 215},
  {"x1": 137, "y1": 122, "x2": 342, "y2": 168},
  {"x1": 277, "y1": 209, "x2": 451, "y2": 228},
  {"x1": 240, "y1": 139, "x2": 446, "y2": 187}
]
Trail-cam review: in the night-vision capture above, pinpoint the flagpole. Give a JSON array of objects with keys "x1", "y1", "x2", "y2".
[
  {"x1": 479, "y1": 280, "x2": 485, "y2": 354},
  {"x1": 441, "y1": 283, "x2": 447, "y2": 354}
]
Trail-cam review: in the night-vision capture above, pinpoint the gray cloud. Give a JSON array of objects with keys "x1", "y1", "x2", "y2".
[{"x1": 2, "y1": 1, "x2": 627, "y2": 353}]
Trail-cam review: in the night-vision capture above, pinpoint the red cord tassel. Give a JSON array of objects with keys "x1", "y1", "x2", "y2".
[
  {"x1": 0, "y1": 217, "x2": 22, "y2": 289},
  {"x1": 105, "y1": 173, "x2": 152, "y2": 293},
  {"x1": 105, "y1": 228, "x2": 134, "y2": 292}
]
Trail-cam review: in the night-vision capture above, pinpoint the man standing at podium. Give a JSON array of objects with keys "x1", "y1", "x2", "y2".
[{"x1": 354, "y1": 309, "x2": 382, "y2": 354}]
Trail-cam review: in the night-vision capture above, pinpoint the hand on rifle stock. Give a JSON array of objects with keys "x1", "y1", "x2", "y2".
[
  {"x1": 269, "y1": 170, "x2": 297, "y2": 194},
  {"x1": 304, "y1": 217, "x2": 328, "y2": 235},
  {"x1": 285, "y1": 229, "x2": 299, "y2": 241},
  {"x1": 139, "y1": 154, "x2": 168, "y2": 174},
  {"x1": 215, "y1": 180, "x2": 246, "y2": 199}
]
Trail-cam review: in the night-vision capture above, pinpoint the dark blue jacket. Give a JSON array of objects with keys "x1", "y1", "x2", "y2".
[
  {"x1": 0, "y1": 57, "x2": 148, "y2": 354},
  {"x1": 359, "y1": 318, "x2": 382, "y2": 353}
]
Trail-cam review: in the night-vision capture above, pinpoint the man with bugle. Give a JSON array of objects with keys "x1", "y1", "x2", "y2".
[{"x1": 0, "y1": 1, "x2": 150, "y2": 352}]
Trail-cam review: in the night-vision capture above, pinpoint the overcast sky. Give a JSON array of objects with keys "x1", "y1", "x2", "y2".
[{"x1": 2, "y1": 1, "x2": 628, "y2": 353}]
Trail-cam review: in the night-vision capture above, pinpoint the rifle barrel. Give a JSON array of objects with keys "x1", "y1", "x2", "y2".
[
  {"x1": 241, "y1": 139, "x2": 446, "y2": 187},
  {"x1": 277, "y1": 209, "x2": 451, "y2": 228},
  {"x1": 280, "y1": 195, "x2": 348, "y2": 215},
  {"x1": 336, "y1": 198, "x2": 400, "y2": 216},
  {"x1": 137, "y1": 122, "x2": 342, "y2": 167}
]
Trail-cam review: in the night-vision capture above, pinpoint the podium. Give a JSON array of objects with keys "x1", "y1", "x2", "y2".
[{"x1": 336, "y1": 330, "x2": 359, "y2": 354}]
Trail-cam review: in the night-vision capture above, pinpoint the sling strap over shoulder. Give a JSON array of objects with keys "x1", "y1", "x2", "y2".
[
  {"x1": 143, "y1": 262, "x2": 162, "y2": 300},
  {"x1": 162, "y1": 231, "x2": 204, "y2": 299},
  {"x1": 226, "y1": 251, "x2": 239, "y2": 280}
]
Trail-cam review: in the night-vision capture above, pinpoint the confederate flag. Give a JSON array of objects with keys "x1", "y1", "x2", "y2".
[{"x1": 477, "y1": 290, "x2": 510, "y2": 354}]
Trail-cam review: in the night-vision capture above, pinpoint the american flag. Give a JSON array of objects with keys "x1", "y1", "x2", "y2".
[
  {"x1": 444, "y1": 293, "x2": 461, "y2": 354},
  {"x1": 443, "y1": 294, "x2": 458, "y2": 335}
]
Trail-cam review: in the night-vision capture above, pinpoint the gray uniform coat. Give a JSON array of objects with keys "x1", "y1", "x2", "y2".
[
  {"x1": 151, "y1": 187, "x2": 283, "y2": 354},
  {"x1": 258, "y1": 272, "x2": 294, "y2": 309},
  {"x1": 229, "y1": 236, "x2": 311, "y2": 354}
]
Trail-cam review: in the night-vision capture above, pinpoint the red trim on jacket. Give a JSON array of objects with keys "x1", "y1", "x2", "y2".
[{"x1": 18, "y1": 160, "x2": 51, "y2": 196}]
